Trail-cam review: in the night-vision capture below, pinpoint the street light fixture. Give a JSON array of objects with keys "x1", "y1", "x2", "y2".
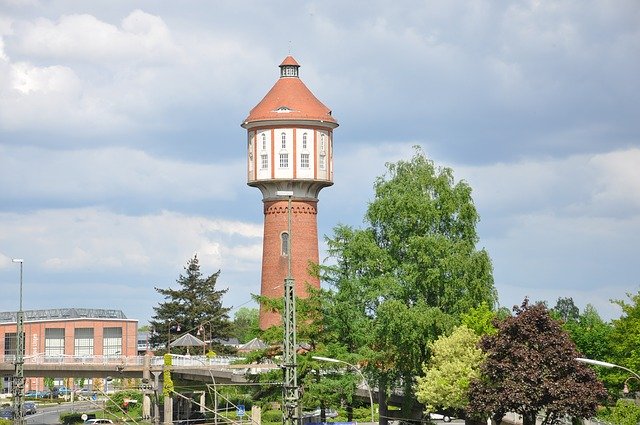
[
  {"x1": 312, "y1": 356, "x2": 375, "y2": 423},
  {"x1": 575, "y1": 357, "x2": 640, "y2": 381},
  {"x1": 11, "y1": 258, "x2": 25, "y2": 425},
  {"x1": 167, "y1": 321, "x2": 181, "y2": 354}
]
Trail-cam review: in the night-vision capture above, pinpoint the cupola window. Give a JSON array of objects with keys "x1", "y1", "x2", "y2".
[
  {"x1": 281, "y1": 132, "x2": 287, "y2": 149},
  {"x1": 261, "y1": 133, "x2": 267, "y2": 150},
  {"x1": 280, "y1": 65, "x2": 299, "y2": 78},
  {"x1": 261, "y1": 154, "x2": 268, "y2": 169},
  {"x1": 302, "y1": 133, "x2": 307, "y2": 149}
]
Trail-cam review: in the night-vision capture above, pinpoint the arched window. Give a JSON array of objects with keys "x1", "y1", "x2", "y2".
[
  {"x1": 281, "y1": 132, "x2": 286, "y2": 149},
  {"x1": 320, "y1": 134, "x2": 325, "y2": 151},
  {"x1": 262, "y1": 133, "x2": 266, "y2": 150},
  {"x1": 281, "y1": 232, "x2": 289, "y2": 256},
  {"x1": 302, "y1": 133, "x2": 307, "y2": 149}
]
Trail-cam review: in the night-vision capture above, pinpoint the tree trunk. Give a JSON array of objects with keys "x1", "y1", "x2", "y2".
[
  {"x1": 346, "y1": 403, "x2": 353, "y2": 422},
  {"x1": 522, "y1": 412, "x2": 537, "y2": 425},
  {"x1": 378, "y1": 376, "x2": 388, "y2": 425}
]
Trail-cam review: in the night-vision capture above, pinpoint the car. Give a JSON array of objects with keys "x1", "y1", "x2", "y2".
[
  {"x1": 23, "y1": 402, "x2": 37, "y2": 415},
  {"x1": 83, "y1": 419, "x2": 113, "y2": 424},
  {"x1": 0, "y1": 408, "x2": 14, "y2": 420},
  {"x1": 55, "y1": 386, "x2": 72, "y2": 395},
  {"x1": 428, "y1": 412, "x2": 452, "y2": 422}
]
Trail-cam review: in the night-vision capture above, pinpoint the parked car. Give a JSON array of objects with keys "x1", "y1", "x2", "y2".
[
  {"x1": 55, "y1": 386, "x2": 72, "y2": 395},
  {"x1": 428, "y1": 412, "x2": 452, "y2": 422},
  {"x1": 83, "y1": 419, "x2": 113, "y2": 424},
  {"x1": 23, "y1": 402, "x2": 37, "y2": 415},
  {"x1": 0, "y1": 408, "x2": 14, "y2": 420}
]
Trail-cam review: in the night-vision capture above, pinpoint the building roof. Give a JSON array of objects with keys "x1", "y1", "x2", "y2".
[
  {"x1": 242, "y1": 56, "x2": 338, "y2": 126},
  {"x1": 0, "y1": 308, "x2": 129, "y2": 323}
]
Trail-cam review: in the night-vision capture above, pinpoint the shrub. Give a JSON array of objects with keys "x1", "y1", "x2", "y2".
[{"x1": 262, "y1": 408, "x2": 283, "y2": 423}]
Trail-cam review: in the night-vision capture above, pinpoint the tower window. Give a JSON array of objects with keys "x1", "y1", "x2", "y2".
[
  {"x1": 320, "y1": 134, "x2": 325, "y2": 151},
  {"x1": 300, "y1": 153, "x2": 310, "y2": 168},
  {"x1": 281, "y1": 232, "x2": 290, "y2": 256},
  {"x1": 281, "y1": 132, "x2": 286, "y2": 149},
  {"x1": 302, "y1": 133, "x2": 307, "y2": 149},
  {"x1": 261, "y1": 154, "x2": 268, "y2": 169},
  {"x1": 279, "y1": 153, "x2": 289, "y2": 168},
  {"x1": 262, "y1": 133, "x2": 267, "y2": 150},
  {"x1": 319, "y1": 154, "x2": 325, "y2": 170}
]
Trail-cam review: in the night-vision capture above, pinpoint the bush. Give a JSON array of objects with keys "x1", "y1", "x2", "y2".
[
  {"x1": 60, "y1": 412, "x2": 93, "y2": 424},
  {"x1": 106, "y1": 389, "x2": 143, "y2": 418},
  {"x1": 598, "y1": 399, "x2": 640, "y2": 425},
  {"x1": 262, "y1": 408, "x2": 283, "y2": 423}
]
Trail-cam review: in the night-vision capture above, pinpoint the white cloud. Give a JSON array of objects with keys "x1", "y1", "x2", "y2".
[{"x1": 0, "y1": 208, "x2": 262, "y2": 273}]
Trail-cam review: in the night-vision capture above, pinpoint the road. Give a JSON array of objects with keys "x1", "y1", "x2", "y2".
[{"x1": 25, "y1": 400, "x2": 101, "y2": 425}]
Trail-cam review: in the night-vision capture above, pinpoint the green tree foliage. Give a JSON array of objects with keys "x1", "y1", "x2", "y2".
[
  {"x1": 564, "y1": 304, "x2": 613, "y2": 371},
  {"x1": 551, "y1": 297, "x2": 580, "y2": 323},
  {"x1": 232, "y1": 307, "x2": 260, "y2": 344},
  {"x1": 318, "y1": 148, "x2": 497, "y2": 420},
  {"x1": 460, "y1": 302, "x2": 503, "y2": 336},
  {"x1": 598, "y1": 398, "x2": 640, "y2": 425},
  {"x1": 609, "y1": 292, "x2": 640, "y2": 385},
  {"x1": 415, "y1": 325, "x2": 484, "y2": 416},
  {"x1": 468, "y1": 299, "x2": 607, "y2": 425},
  {"x1": 149, "y1": 255, "x2": 232, "y2": 353}
]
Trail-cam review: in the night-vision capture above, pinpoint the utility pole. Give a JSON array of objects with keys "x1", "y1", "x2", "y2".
[
  {"x1": 12, "y1": 258, "x2": 25, "y2": 425},
  {"x1": 280, "y1": 192, "x2": 300, "y2": 425}
]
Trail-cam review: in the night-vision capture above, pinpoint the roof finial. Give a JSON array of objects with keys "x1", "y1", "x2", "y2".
[{"x1": 288, "y1": 40, "x2": 292, "y2": 55}]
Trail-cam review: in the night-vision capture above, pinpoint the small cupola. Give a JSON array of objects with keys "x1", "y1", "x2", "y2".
[{"x1": 279, "y1": 55, "x2": 300, "y2": 78}]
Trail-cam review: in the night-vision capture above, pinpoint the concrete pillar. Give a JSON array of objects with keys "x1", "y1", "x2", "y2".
[
  {"x1": 200, "y1": 392, "x2": 206, "y2": 413},
  {"x1": 143, "y1": 354, "x2": 151, "y2": 419},
  {"x1": 252, "y1": 405, "x2": 261, "y2": 425},
  {"x1": 164, "y1": 395, "x2": 173, "y2": 425}
]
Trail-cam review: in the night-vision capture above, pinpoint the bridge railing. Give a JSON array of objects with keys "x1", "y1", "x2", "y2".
[{"x1": 1, "y1": 354, "x2": 241, "y2": 367}]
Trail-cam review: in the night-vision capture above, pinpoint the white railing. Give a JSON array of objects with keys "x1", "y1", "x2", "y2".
[{"x1": 1, "y1": 353, "x2": 240, "y2": 367}]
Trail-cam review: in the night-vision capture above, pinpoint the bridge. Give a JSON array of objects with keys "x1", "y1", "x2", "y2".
[{"x1": 0, "y1": 354, "x2": 278, "y2": 383}]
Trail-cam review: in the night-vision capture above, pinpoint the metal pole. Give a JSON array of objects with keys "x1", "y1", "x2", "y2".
[
  {"x1": 12, "y1": 259, "x2": 25, "y2": 425},
  {"x1": 281, "y1": 192, "x2": 299, "y2": 425},
  {"x1": 312, "y1": 356, "x2": 375, "y2": 423}
]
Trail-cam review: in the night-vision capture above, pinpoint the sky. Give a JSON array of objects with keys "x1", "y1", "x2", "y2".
[{"x1": 1, "y1": 0, "x2": 639, "y2": 326}]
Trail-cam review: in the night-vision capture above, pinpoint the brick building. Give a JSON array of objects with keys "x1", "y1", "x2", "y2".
[
  {"x1": 0, "y1": 308, "x2": 137, "y2": 393},
  {"x1": 242, "y1": 56, "x2": 338, "y2": 329}
]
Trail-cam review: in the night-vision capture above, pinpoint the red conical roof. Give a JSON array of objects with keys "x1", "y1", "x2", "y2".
[{"x1": 243, "y1": 57, "x2": 337, "y2": 126}]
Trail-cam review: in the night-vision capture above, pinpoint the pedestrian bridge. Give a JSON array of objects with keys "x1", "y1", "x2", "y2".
[{"x1": 0, "y1": 354, "x2": 278, "y2": 383}]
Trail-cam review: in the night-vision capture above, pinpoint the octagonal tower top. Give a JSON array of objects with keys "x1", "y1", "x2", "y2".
[{"x1": 242, "y1": 56, "x2": 338, "y2": 128}]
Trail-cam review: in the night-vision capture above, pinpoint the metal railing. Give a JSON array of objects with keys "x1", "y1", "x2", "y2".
[{"x1": 1, "y1": 353, "x2": 240, "y2": 367}]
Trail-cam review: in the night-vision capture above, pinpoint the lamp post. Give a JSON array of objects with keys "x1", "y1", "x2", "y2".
[
  {"x1": 575, "y1": 358, "x2": 640, "y2": 381},
  {"x1": 576, "y1": 357, "x2": 640, "y2": 396},
  {"x1": 167, "y1": 321, "x2": 181, "y2": 354},
  {"x1": 11, "y1": 258, "x2": 25, "y2": 425},
  {"x1": 312, "y1": 356, "x2": 375, "y2": 423}
]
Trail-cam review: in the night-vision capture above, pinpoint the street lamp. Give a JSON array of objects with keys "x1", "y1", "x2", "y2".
[
  {"x1": 575, "y1": 358, "x2": 640, "y2": 381},
  {"x1": 11, "y1": 258, "x2": 25, "y2": 425},
  {"x1": 312, "y1": 356, "x2": 375, "y2": 423},
  {"x1": 167, "y1": 321, "x2": 181, "y2": 354}
]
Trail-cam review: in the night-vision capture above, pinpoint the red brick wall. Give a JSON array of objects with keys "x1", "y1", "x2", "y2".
[{"x1": 259, "y1": 199, "x2": 320, "y2": 329}]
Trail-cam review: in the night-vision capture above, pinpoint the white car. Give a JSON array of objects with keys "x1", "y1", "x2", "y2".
[
  {"x1": 428, "y1": 412, "x2": 452, "y2": 422},
  {"x1": 83, "y1": 419, "x2": 113, "y2": 424}
]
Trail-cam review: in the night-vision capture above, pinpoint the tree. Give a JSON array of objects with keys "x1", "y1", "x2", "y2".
[
  {"x1": 318, "y1": 148, "x2": 497, "y2": 423},
  {"x1": 551, "y1": 297, "x2": 580, "y2": 323},
  {"x1": 468, "y1": 299, "x2": 607, "y2": 425},
  {"x1": 232, "y1": 307, "x2": 260, "y2": 344},
  {"x1": 149, "y1": 255, "x2": 232, "y2": 353},
  {"x1": 609, "y1": 292, "x2": 640, "y2": 385},
  {"x1": 563, "y1": 304, "x2": 613, "y2": 376},
  {"x1": 416, "y1": 325, "x2": 484, "y2": 418}
]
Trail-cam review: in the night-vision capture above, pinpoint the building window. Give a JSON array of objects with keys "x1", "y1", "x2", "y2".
[
  {"x1": 261, "y1": 154, "x2": 268, "y2": 169},
  {"x1": 280, "y1": 153, "x2": 289, "y2": 168},
  {"x1": 74, "y1": 328, "x2": 94, "y2": 356},
  {"x1": 262, "y1": 133, "x2": 266, "y2": 150},
  {"x1": 45, "y1": 328, "x2": 65, "y2": 357},
  {"x1": 302, "y1": 133, "x2": 307, "y2": 149},
  {"x1": 281, "y1": 132, "x2": 286, "y2": 149},
  {"x1": 281, "y1": 232, "x2": 289, "y2": 256},
  {"x1": 4, "y1": 333, "x2": 16, "y2": 359},
  {"x1": 320, "y1": 134, "x2": 325, "y2": 151},
  {"x1": 301, "y1": 153, "x2": 310, "y2": 168},
  {"x1": 319, "y1": 154, "x2": 326, "y2": 170},
  {"x1": 103, "y1": 327, "x2": 122, "y2": 356}
]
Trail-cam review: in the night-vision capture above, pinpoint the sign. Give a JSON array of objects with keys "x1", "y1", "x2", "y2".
[
  {"x1": 81, "y1": 414, "x2": 88, "y2": 421},
  {"x1": 237, "y1": 405, "x2": 245, "y2": 417}
]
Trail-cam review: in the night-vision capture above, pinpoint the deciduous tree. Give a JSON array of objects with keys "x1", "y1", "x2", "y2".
[{"x1": 468, "y1": 299, "x2": 607, "y2": 425}]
